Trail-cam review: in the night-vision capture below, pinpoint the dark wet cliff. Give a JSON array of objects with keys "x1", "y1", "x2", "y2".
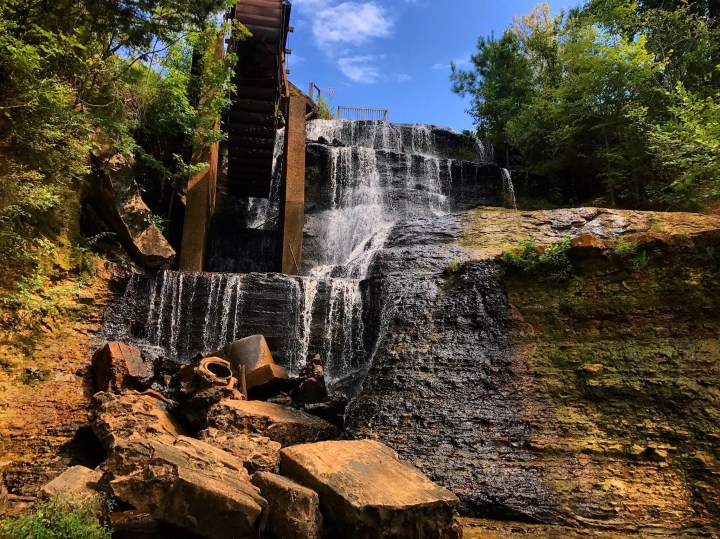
[{"x1": 346, "y1": 208, "x2": 720, "y2": 534}]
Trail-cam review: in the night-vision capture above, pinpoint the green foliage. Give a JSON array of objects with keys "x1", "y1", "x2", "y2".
[
  {"x1": 448, "y1": 259, "x2": 464, "y2": 273},
  {"x1": 446, "y1": 146, "x2": 479, "y2": 162},
  {"x1": 0, "y1": 0, "x2": 236, "y2": 333},
  {"x1": 647, "y1": 84, "x2": 720, "y2": 207},
  {"x1": 316, "y1": 95, "x2": 334, "y2": 121},
  {"x1": 452, "y1": 1, "x2": 720, "y2": 209},
  {"x1": 502, "y1": 236, "x2": 573, "y2": 280},
  {"x1": 611, "y1": 237, "x2": 660, "y2": 268},
  {"x1": 0, "y1": 497, "x2": 111, "y2": 539},
  {"x1": 1, "y1": 267, "x2": 92, "y2": 333},
  {"x1": 21, "y1": 367, "x2": 48, "y2": 385},
  {"x1": 612, "y1": 237, "x2": 638, "y2": 258}
]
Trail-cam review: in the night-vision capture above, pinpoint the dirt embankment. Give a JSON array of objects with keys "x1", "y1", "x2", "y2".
[{"x1": 0, "y1": 262, "x2": 116, "y2": 512}]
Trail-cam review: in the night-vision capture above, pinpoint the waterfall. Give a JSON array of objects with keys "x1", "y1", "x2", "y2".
[
  {"x1": 244, "y1": 128, "x2": 285, "y2": 230},
  {"x1": 321, "y1": 279, "x2": 365, "y2": 394},
  {"x1": 502, "y1": 168, "x2": 517, "y2": 210},
  {"x1": 297, "y1": 278, "x2": 318, "y2": 372},
  {"x1": 106, "y1": 119, "x2": 511, "y2": 398}
]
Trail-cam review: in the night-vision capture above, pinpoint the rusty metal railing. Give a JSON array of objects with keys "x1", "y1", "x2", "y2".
[
  {"x1": 308, "y1": 83, "x2": 322, "y2": 102},
  {"x1": 336, "y1": 106, "x2": 389, "y2": 122}
]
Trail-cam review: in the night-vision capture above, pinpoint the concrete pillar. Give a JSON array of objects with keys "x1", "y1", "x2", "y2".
[
  {"x1": 178, "y1": 33, "x2": 224, "y2": 272},
  {"x1": 279, "y1": 95, "x2": 306, "y2": 275},
  {"x1": 178, "y1": 138, "x2": 219, "y2": 272}
]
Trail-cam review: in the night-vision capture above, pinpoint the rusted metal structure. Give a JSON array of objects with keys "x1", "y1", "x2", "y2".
[
  {"x1": 227, "y1": 0, "x2": 292, "y2": 199},
  {"x1": 179, "y1": 33, "x2": 225, "y2": 272},
  {"x1": 180, "y1": 0, "x2": 308, "y2": 274}
]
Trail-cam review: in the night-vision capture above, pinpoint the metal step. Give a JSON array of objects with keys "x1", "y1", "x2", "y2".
[
  {"x1": 228, "y1": 146, "x2": 274, "y2": 159},
  {"x1": 233, "y1": 86, "x2": 277, "y2": 101},
  {"x1": 228, "y1": 123, "x2": 276, "y2": 138},
  {"x1": 228, "y1": 110, "x2": 275, "y2": 126},
  {"x1": 232, "y1": 78, "x2": 276, "y2": 88},
  {"x1": 230, "y1": 98, "x2": 275, "y2": 113},
  {"x1": 227, "y1": 135, "x2": 276, "y2": 149}
]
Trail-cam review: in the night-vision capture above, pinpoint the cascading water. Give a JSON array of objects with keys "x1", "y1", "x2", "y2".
[
  {"x1": 502, "y1": 168, "x2": 517, "y2": 210},
  {"x1": 105, "y1": 119, "x2": 514, "y2": 397}
]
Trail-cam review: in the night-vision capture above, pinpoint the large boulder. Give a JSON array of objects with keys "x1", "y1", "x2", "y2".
[
  {"x1": 89, "y1": 150, "x2": 175, "y2": 269},
  {"x1": 92, "y1": 342, "x2": 154, "y2": 393},
  {"x1": 91, "y1": 391, "x2": 185, "y2": 451},
  {"x1": 206, "y1": 399, "x2": 338, "y2": 447},
  {"x1": 100, "y1": 436, "x2": 266, "y2": 539},
  {"x1": 251, "y1": 472, "x2": 322, "y2": 539},
  {"x1": 198, "y1": 428, "x2": 280, "y2": 473},
  {"x1": 280, "y1": 440, "x2": 461, "y2": 539},
  {"x1": 40, "y1": 466, "x2": 103, "y2": 503}
]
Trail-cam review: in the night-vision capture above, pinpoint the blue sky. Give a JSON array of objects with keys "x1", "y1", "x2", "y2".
[{"x1": 286, "y1": 0, "x2": 583, "y2": 132}]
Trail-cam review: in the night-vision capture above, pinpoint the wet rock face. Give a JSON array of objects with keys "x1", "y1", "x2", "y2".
[
  {"x1": 103, "y1": 271, "x2": 378, "y2": 397},
  {"x1": 503, "y1": 240, "x2": 720, "y2": 530},
  {"x1": 346, "y1": 258, "x2": 559, "y2": 521},
  {"x1": 348, "y1": 208, "x2": 720, "y2": 531}
]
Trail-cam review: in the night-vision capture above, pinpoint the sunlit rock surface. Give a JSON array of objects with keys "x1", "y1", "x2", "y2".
[{"x1": 346, "y1": 208, "x2": 720, "y2": 532}]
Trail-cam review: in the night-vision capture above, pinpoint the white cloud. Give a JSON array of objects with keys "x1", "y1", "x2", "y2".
[
  {"x1": 395, "y1": 73, "x2": 412, "y2": 82},
  {"x1": 433, "y1": 54, "x2": 472, "y2": 72},
  {"x1": 313, "y1": 2, "x2": 393, "y2": 48},
  {"x1": 338, "y1": 55, "x2": 383, "y2": 83},
  {"x1": 292, "y1": 0, "x2": 331, "y2": 8}
]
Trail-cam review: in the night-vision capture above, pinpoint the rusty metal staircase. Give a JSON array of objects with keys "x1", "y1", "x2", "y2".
[{"x1": 227, "y1": 0, "x2": 291, "y2": 198}]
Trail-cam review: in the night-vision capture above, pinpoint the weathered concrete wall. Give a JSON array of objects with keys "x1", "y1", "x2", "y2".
[{"x1": 280, "y1": 95, "x2": 307, "y2": 275}]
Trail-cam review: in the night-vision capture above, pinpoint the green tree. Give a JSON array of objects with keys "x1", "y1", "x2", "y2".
[
  {"x1": 647, "y1": 84, "x2": 720, "y2": 207},
  {"x1": 0, "y1": 0, "x2": 237, "y2": 334},
  {"x1": 451, "y1": 1, "x2": 720, "y2": 208}
]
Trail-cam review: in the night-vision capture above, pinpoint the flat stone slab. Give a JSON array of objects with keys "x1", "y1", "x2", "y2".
[
  {"x1": 40, "y1": 465, "x2": 102, "y2": 502},
  {"x1": 207, "y1": 400, "x2": 338, "y2": 447},
  {"x1": 252, "y1": 472, "x2": 322, "y2": 539},
  {"x1": 101, "y1": 436, "x2": 266, "y2": 539},
  {"x1": 280, "y1": 440, "x2": 461, "y2": 538}
]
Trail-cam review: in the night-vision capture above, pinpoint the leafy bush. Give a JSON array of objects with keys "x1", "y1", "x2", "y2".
[
  {"x1": 0, "y1": 0, "x2": 237, "y2": 340},
  {"x1": 0, "y1": 497, "x2": 111, "y2": 539},
  {"x1": 612, "y1": 237, "x2": 637, "y2": 258},
  {"x1": 611, "y1": 237, "x2": 658, "y2": 270},
  {"x1": 502, "y1": 236, "x2": 573, "y2": 280},
  {"x1": 316, "y1": 95, "x2": 334, "y2": 120}
]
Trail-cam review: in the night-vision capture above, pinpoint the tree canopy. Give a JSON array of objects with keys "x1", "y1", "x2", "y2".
[
  {"x1": 0, "y1": 0, "x2": 236, "y2": 330},
  {"x1": 452, "y1": 0, "x2": 720, "y2": 209}
]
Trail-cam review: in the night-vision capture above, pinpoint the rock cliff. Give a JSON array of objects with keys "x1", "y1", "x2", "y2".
[{"x1": 347, "y1": 208, "x2": 720, "y2": 534}]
